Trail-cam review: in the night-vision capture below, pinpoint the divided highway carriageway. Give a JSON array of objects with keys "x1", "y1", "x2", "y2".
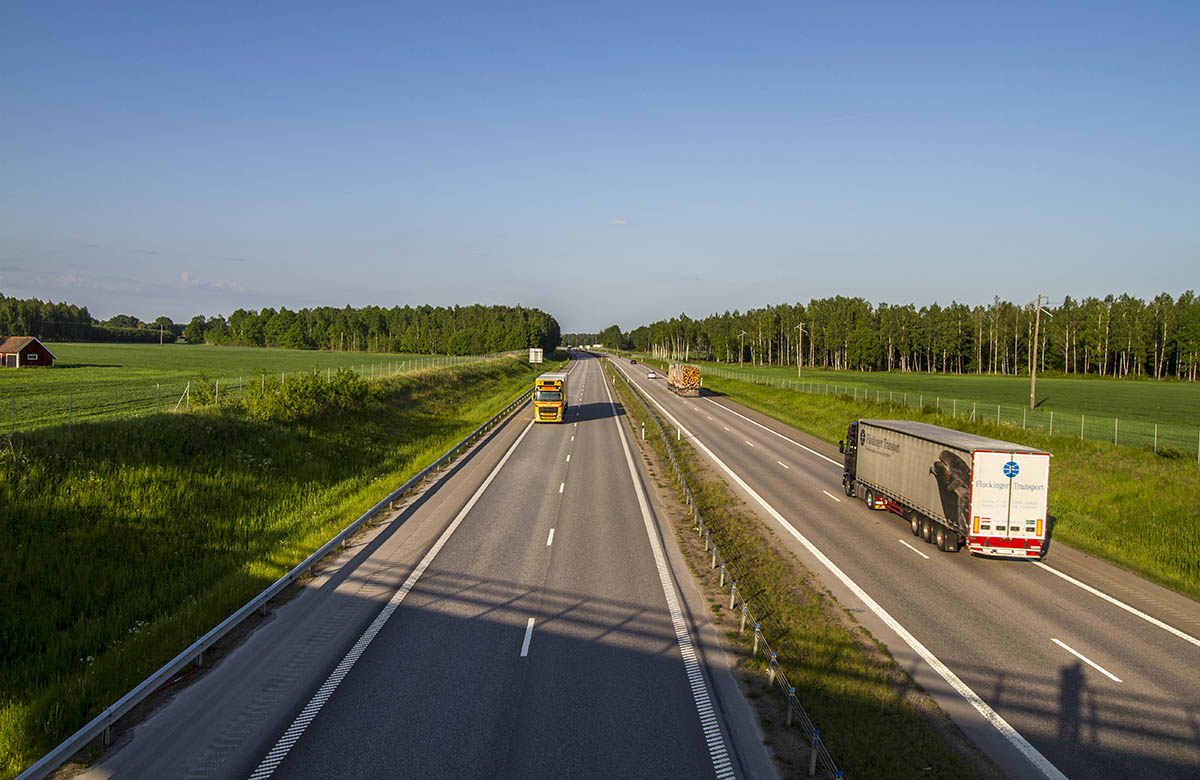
[
  {"x1": 76, "y1": 353, "x2": 775, "y2": 780},
  {"x1": 610, "y1": 355, "x2": 1200, "y2": 780}
]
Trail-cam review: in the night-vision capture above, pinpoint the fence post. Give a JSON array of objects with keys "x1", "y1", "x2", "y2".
[
  {"x1": 753, "y1": 623, "x2": 761, "y2": 655},
  {"x1": 787, "y1": 687, "x2": 795, "y2": 726},
  {"x1": 1154, "y1": 423, "x2": 1158, "y2": 453},
  {"x1": 809, "y1": 730, "x2": 821, "y2": 776},
  {"x1": 711, "y1": 545, "x2": 718, "y2": 569},
  {"x1": 720, "y1": 561, "x2": 726, "y2": 587},
  {"x1": 730, "y1": 581, "x2": 737, "y2": 610},
  {"x1": 1081, "y1": 414, "x2": 1085, "y2": 440},
  {"x1": 768, "y1": 653, "x2": 777, "y2": 685},
  {"x1": 704, "y1": 529, "x2": 710, "y2": 550},
  {"x1": 1114, "y1": 418, "x2": 1118, "y2": 445},
  {"x1": 1050, "y1": 410, "x2": 1054, "y2": 436},
  {"x1": 740, "y1": 604, "x2": 747, "y2": 633}
]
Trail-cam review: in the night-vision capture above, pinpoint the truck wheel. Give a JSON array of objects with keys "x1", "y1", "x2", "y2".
[
  {"x1": 910, "y1": 512, "x2": 922, "y2": 537},
  {"x1": 921, "y1": 517, "x2": 934, "y2": 544},
  {"x1": 843, "y1": 478, "x2": 854, "y2": 497},
  {"x1": 864, "y1": 488, "x2": 874, "y2": 507},
  {"x1": 935, "y1": 524, "x2": 949, "y2": 551}
]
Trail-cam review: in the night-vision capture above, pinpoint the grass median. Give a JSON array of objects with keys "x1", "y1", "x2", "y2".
[
  {"x1": 605, "y1": 360, "x2": 997, "y2": 780},
  {"x1": 0, "y1": 356, "x2": 549, "y2": 779}
]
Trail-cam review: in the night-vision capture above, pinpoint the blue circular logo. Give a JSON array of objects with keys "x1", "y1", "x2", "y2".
[{"x1": 1003, "y1": 461, "x2": 1019, "y2": 478}]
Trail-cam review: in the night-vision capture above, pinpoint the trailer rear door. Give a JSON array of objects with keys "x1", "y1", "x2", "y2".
[{"x1": 970, "y1": 451, "x2": 1050, "y2": 542}]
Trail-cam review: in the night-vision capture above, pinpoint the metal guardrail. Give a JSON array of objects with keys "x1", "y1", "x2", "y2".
[
  {"x1": 606, "y1": 358, "x2": 844, "y2": 779},
  {"x1": 17, "y1": 387, "x2": 534, "y2": 780}
]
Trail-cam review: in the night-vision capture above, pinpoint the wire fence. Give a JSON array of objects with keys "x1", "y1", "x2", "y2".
[
  {"x1": 3, "y1": 354, "x2": 499, "y2": 434},
  {"x1": 608, "y1": 360, "x2": 844, "y2": 779},
  {"x1": 700, "y1": 364, "x2": 1200, "y2": 464}
]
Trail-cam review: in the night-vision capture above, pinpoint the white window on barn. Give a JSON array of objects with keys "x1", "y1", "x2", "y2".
[{"x1": 28, "y1": 353, "x2": 38, "y2": 361}]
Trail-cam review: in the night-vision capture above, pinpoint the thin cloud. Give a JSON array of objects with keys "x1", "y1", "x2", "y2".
[
  {"x1": 178, "y1": 271, "x2": 243, "y2": 291},
  {"x1": 609, "y1": 219, "x2": 628, "y2": 226}
]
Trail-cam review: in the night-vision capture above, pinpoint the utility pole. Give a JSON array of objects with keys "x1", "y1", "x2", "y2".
[
  {"x1": 738, "y1": 331, "x2": 747, "y2": 369},
  {"x1": 1030, "y1": 295, "x2": 1053, "y2": 410},
  {"x1": 795, "y1": 322, "x2": 807, "y2": 377}
]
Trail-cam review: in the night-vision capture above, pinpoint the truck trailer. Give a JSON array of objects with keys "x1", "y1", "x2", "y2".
[
  {"x1": 533, "y1": 373, "x2": 568, "y2": 423},
  {"x1": 667, "y1": 364, "x2": 701, "y2": 396},
  {"x1": 839, "y1": 419, "x2": 1051, "y2": 558}
]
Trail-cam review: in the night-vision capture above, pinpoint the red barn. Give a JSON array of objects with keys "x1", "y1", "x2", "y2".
[{"x1": 0, "y1": 336, "x2": 56, "y2": 368}]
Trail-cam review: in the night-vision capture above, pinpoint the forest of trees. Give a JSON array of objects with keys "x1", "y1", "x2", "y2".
[
  {"x1": 619, "y1": 292, "x2": 1200, "y2": 381},
  {"x1": 0, "y1": 295, "x2": 561, "y2": 355}
]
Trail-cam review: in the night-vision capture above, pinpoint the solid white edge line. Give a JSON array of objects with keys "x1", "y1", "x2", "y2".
[
  {"x1": 1050, "y1": 638, "x2": 1122, "y2": 683},
  {"x1": 777, "y1": 461, "x2": 789, "y2": 469},
  {"x1": 899, "y1": 539, "x2": 930, "y2": 560},
  {"x1": 609, "y1": 361, "x2": 1067, "y2": 780},
  {"x1": 1035, "y1": 562, "x2": 1200, "y2": 649},
  {"x1": 603, "y1": 366, "x2": 737, "y2": 779},
  {"x1": 705, "y1": 398, "x2": 842, "y2": 468},
  {"x1": 247, "y1": 420, "x2": 537, "y2": 780},
  {"x1": 520, "y1": 618, "x2": 536, "y2": 657},
  {"x1": 546, "y1": 527, "x2": 555, "y2": 547}
]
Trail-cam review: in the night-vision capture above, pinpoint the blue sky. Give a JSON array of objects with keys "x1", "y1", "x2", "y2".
[{"x1": 2, "y1": 1, "x2": 1197, "y2": 333}]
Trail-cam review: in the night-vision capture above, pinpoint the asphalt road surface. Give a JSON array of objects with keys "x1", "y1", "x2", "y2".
[
  {"x1": 79, "y1": 354, "x2": 776, "y2": 780},
  {"x1": 611, "y1": 355, "x2": 1200, "y2": 780}
]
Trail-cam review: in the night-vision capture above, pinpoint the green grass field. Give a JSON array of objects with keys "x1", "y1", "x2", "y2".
[
  {"x1": 664, "y1": 360, "x2": 1200, "y2": 458},
  {"x1": 0, "y1": 354, "x2": 553, "y2": 778},
  {"x1": 0, "y1": 343, "x2": 500, "y2": 432}
]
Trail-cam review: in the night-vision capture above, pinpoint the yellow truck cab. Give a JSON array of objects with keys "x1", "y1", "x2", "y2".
[{"x1": 533, "y1": 372, "x2": 568, "y2": 423}]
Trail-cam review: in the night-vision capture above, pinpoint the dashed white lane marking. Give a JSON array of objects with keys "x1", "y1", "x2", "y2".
[
  {"x1": 559, "y1": 482, "x2": 564, "y2": 494},
  {"x1": 1051, "y1": 638, "x2": 1122, "y2": 683},
  {"x1": 546, "y1": 528, "x2": 555, "y2": 547},
  {"x1": 899, "y1": 539, "x2": 930, "y2": 560},
  {"x1": 520, "y1": 618, "x2": 536, "y2": 657},
  {"x1": 705, "y1": 398, "x2": 841, "y2": 468},
  {"x1": 723, "y1": 426, "x2": 730, "y2": 432},
  {"x1": 566, "y1": 454, "x2": 570, "y2": 462},
  {"x1": 610, "y1": 362, "x2": 1066, "y2": 780},
  {"x1": 1035, "y1": 562, "x2": 1200, "y2": 649},
  {"x1": 248, "y1": 420, "x2": 536, "y2": 779},
  {"x1": 777, "y1": 461, "x2": 789, "y2": 469},
  {"x1": 707, "y1": 416, "x2": 713, "y2": 420},
  {"x1": 571, "y1": 435, "x2": 574, "y2": 441},
  {"x1": 602, "y1": 368, "x2": 737, "y2": 779},
  {"x1": 821, "y1": 490, "x2": 842, "y2": 503},
  {"x1": 744, "y1": 440, "x2": 755, "y2": 448}
]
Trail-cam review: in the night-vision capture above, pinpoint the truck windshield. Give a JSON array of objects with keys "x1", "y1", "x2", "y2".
[{"x1": 536, "y1": 390, "x2": 563, "y2": 402}]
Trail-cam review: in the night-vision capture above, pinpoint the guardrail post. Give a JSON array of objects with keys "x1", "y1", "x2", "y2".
[
  {"x1": 809, "y1": 730, "x2": 820, "y2": 776},
  {"x1": 641, "y1": 422, "x2": 645, "y2": 440},
  {"x1": 711, "y1": 544, "x2": 717, "y2": 569},
  {"x1": 730, "y1": 581, "x2": 737, "y2": 610},
  {"x1": 753, "y1": 623, "x2": 760, "y2": 655},
  {"x1": 740, "y1": 604, "x2": 747, "y2": 633},
  {"x1": 704, "y1": 529, "x2": 710, "y2": 551},
  {"x1": 719, "y1": 561, "x2": 726, "y2": 587},
  {"x1": 768, "y1": 653, "x2": 777, "y2": 685},
  {"x1": 103, "y1": 725, "x2": 113, "y2": 747},
  {"x1": 787, "y1": 687, "x2": 795, "y2": 725}
]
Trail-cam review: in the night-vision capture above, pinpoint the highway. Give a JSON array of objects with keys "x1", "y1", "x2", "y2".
[
  {"x1": 79, "y1": 353, "x2": 775, "y2": 780},
  {"x1": 611, "y1": 356, "x2": 1200, "y2": 780}
]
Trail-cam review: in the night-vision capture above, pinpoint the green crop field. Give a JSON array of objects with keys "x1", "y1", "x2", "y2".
[
  {"x1": 655, "y1": 360, "x2": 1200, "y2": 458},
  {"x1": 0, "y1": 342, "x2": 503, "y2": 433}
]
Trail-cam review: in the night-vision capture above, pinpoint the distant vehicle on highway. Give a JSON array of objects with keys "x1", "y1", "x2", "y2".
[
  {"x1": 630, "y1": 358, "x2": 637, "y2": 364},
  {"x1": 647, "y1": 370, "x2": 657, "y2": 379}
]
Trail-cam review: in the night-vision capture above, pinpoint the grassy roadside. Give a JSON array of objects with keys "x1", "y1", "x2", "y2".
[
  {"x1": 605, "y1": 361, "x2": 997, "y2": 780},
  {"x1": 0, "y1": 356, "x2": 553, "y2": 778},
  {"x1": 667, "y1": 364, "x2": 1200, "y2": 602}
]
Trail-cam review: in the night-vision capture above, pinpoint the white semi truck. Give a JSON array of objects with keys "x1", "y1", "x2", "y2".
[{"x1": 839, "y1": 419, "x2": 1051, "y2": 558}]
